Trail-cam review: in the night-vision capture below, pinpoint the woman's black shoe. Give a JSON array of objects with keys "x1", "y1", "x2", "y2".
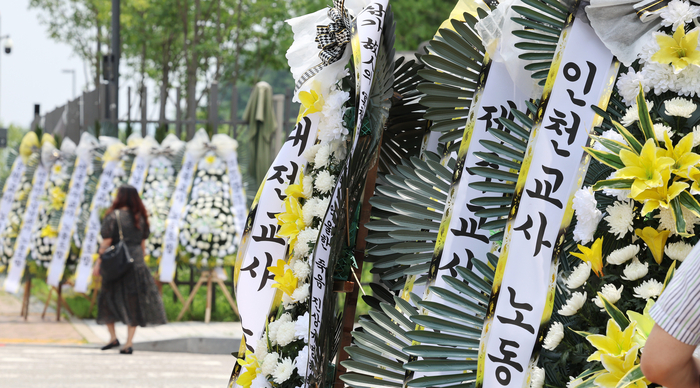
[
  {"x1": 101, "y1": 339, "x2": 120, "y2": 351},
  {"x1": 119, "y1": 347, "x2": 133, "y2": 355}
]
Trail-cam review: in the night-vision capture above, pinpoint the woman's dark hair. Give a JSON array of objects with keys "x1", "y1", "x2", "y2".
[{"x1": 107, "y1": 185, "x2": 149, "y2": 230}]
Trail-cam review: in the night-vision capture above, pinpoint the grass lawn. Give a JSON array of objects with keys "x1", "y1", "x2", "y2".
[{"x1": 25, "y1": 263, "x2": 374, "y2": 322}]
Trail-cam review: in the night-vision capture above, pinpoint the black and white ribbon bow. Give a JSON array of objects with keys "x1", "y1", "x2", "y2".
[{"x1": 295, "y1": 0, "x2": 351, "y2": 93}]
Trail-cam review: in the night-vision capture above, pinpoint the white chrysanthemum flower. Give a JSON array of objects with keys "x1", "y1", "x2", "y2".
[
  {"x1": 261, "y1": 352, "x2": 279, "y2": 376},
  {"x1": 314, "y1": 144, "x2": 332, "y2": 168},
  {"x1": 616, "y1": 69, "x2": 648, "y2": 106},
  {"x1": 634, "y1": 279, "x2": 664, "y2": 300},
  {"x1": 302, "y1": 175, "x2": 314, "y2": 199},
  {"x1": 660, "y1": 0, "x2": 700, "y2": 30},
  {"x1": 643, "y1": 61, "x2": 677, "y2": 94},
  {"x1": 676, "y1": 65, "x2": 700, "y2": 97},
  {"x1": 656, "y1": 206, "x2": 700, "y2": 235},
  {"x1": 566, "y1": 262, "x2": 591, "y2": 289},
  {"x1": 653, "y1": 123, "x2": 674, "y2": 140},
  {"x1": 530, "y1": 366, "x2": 545, "y2": 388},
  {"x1": 292, "y1": 283, "x2": 310, "y2": 303},
  {"x1": 276, "y1": 321, "x2": 297, "y2": 347},
  {"x1": 303, "y1": 144, "x2": 322, "y2": 164},
  {"x1": 558, "y1": 292, "x2": 587, "y2": 316},
  {"x1": 314, "y1": 170, "x2": 336, "y2": 194},
  {"x1": 593, "y1": 284, "x2": 624, "y2": 309},
  {"x1": 272, "y1": 357, "x2": 295, "y2": 384},
  {"x1": 255, "y1": 338, "x2": 269, "y2": 360},
  {"x1": 318, "y1": 88, "x2": 350, "y2": 143},
  {"x1": 606, "y1": 244, "x2": 640, "y2": 265},
  {"x1": 665, "y1": 97, "x2": 697, "y2": 118},
  {"x1": 693, "y1": 125, "x2": 700, "y2": 148},
  {"x1": 542, "y1": 321, "x2": 564, "y2": 351},
  {"x1": 665, "y1": 241, "x2": 693, "y2": 262},
  {"x1": 605, "y1": 200, "x2": 635, "y2": 238},
  {"x1": 622, "y1": 257, "x2": 649, "y2": 281},
  {"x1": 572, "y1": 187, "x2": 602, "y2": 244},
  {"x1": 294, "y1": 345, "x2": 310, "y2": 376},
  {"x1": 593, "y1": 130, "x2": 626, "y2": 152},
  {"x1": 620, "y1": 101, "x2": 654, "y2": 126},
  {"x1": 294, "y1": 227, "x2": 319, "y2": 259},
  {"x1": 295, "y1": 311, "x2": 310, "y2": 341},
  {"x1": 302, "y1": 198, "x2": 319, "y2": 226},
  {"x1": 293, "y1": 259, "x2": 311, "y2": 279}
]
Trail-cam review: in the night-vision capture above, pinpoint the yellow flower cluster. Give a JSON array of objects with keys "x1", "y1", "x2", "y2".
[
  {"x1": 236, "y1": 350, "x2": 260, "y2": 387},
  {"x1": 587, "y1": 90, "x2": 700, "y2": 237},
  {"x1": 582, "y1": 300, "x2": 656, "y2": 387}
]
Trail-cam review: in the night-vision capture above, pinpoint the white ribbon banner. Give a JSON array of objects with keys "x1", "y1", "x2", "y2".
[
  {"x1": 46, "y1": 157, "x2": 92, "y2": 287},
  {"x1": 3, "y1": 166, "x2": 49, "y2": 293},
  {"x1": 74, "y1": 161, "x2": 118, "y2": 294},
  {"x1": 305, "y1": 1, "x2": 388, "y2": 384},
  {"x1": 224, "y1": 151, "x2": 248, "y2": 239},
  {"x1": 0, "y1": 159, "x2": 26, "y2": 253},
  {"x1": 127, "y1": 155, "x2": 149, "y2": 193},
  {"x1": 158, "y1": 152, "x2": 197, "y2": 283},
  {"x1": 234, "y1": 113, "x2": 319, "y2": 358},
  {"x1": 478, "y1": 15, "x2": 618, "y2": 387}
]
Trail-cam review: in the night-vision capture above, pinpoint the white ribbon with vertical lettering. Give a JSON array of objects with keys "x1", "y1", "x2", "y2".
[
  {"x1": 477, "y1": 15, "x2": 618, "y2": 387},
  {"x1": 3, "y1": 166, "x2": 49, "y2": 293},
  {"x1": 158, "y1": 152, "x2": 197, "y2": 283},
  {"x1": 46, "y1": 157, "x2": 92, "y2": 287},
  {"x1": 305, "y1": 2, "x2": 388, "y2": 384},
  {"x1": 0, "y1": 159, "x2": 26, "y2": 253},
  {"x1": 235, "y1": 113, "x2": 319, "y2": 356},
  {"x1": 73, "y1": 161, "x2": 119, "y2": 294}
]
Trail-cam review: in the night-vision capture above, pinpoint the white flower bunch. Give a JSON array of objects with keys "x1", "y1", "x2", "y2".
[
  {"x1": 179, "y1": 152, "x2": 237, "y2": 268},
  {"x1": 143, "y1": 156, "x2": 178, "y2": 261},
  {"x1": 0, "y1": 171, "x2": 35, "y2": 266},
  {"x1": 572, "y1": 187, "x2": 602, "y2": 244}
]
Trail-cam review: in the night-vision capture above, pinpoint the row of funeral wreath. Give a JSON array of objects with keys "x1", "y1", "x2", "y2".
[{"x1": 0, "y1": 128, "x2": 247, "y2": 294}]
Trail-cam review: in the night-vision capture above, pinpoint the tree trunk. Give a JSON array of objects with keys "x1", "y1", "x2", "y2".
[
  {"x1": 140, "y1": 40, "x2": 148, "y2": 137},
  {"x1": 159, "y1": 40, "x2": 172, "y2": 127}
]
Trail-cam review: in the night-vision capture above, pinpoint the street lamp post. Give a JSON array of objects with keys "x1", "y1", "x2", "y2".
[
  {"x1": 62, "y1": 69, "x2": 76, "y2": 99},
  {"x1": 0, "y1": 13, "x2": 14, "y2": 123}
]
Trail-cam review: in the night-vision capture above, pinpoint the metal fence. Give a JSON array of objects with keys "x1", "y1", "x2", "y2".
[{"x1": 33, "y1": 82, "x2": 295, "y2": 154}]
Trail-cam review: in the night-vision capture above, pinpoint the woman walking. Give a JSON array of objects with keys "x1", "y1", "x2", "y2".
[{"x1": 93, "y1": 185, "x2": 167, "y2": 354}]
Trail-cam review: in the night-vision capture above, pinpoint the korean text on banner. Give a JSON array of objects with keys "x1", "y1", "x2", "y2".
[
  {"x1": 158, "y1": 153, "x2": 197, "y2": 283},
  {"x1": 476, "y1": 15, "x2": 618, "y2": 388},
  {"x1": 235, "y1": 113, "x2": 319, "y2": 356},
  {"x1": 46, "y1": 158, "x2": 91, "y2": 287},
  {"x1": 3, "y1": 166, "x2": 49, "y2": 293},
  {"x1": 74, "y1": 161, "x2": 118, "y2": 293}
]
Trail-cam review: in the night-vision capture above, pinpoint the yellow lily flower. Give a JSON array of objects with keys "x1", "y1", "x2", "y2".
[
  {"x1": 268, "y1": 259, "x2": 287, "y2": 279},
  {"x1": 627, "y1": 299, "x2": 656, "y2": 347},
  {"x1": 236, "y1": 350, "x2": 260, "y2": 388},
  {"x1": 594, "y1": 346, "x2": 648, "y2": 388},
  {"x1": 617, "y1": 139, "x2": 674, "y2": 198},
  {"x1": 297, "y1": 81, "x2": 325, "y2": 121},
  {"x1": 40, "y1": 225, "x2": 58, "y2": 239},
  {"x1": 571, "y1": 237, "x2": 604, "y2": 277},
  {"x1": 635, "y1": 227, "x2": 670, "y2": 264},
  {"x1": 19, "y1": 132, "x2": 39, "y2": 163},
  {"x1": 652, "y1": 27, "x2": 700, "y2": 74},
  {"x1": 662, "y1": 132, "x2": 700, "y2": 179},
  {"x1": 271, "y1": 267, "x2": 298, "y2": 296},
  {"x1": 275, "y1": 196, "x2": 306, "y2": 248},
  {"x1": 285, "y1": 170, "x2": 307, "y2": 201},
  {"x1": 633, "y1": 168, "x2": 688, "y2": 215},
  {"x1": 49, "y1": 187, "x2": 67, "y2": 210},
  {"x1": 586, "y1": 319, "x2": 637, "y2": 362},
  {"x1": 689, "y1": 167, "x2": 700, "y2": 193}
]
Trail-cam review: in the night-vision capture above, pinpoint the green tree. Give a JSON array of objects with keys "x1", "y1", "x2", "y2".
[{"x1": 28, "y1": 0, "x2": 112, "y2": 90}]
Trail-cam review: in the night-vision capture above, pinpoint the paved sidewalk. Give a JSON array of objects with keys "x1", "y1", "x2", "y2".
[
  {"x1": 0, "y1": 287, "x2": 242, "y2": 354},
  {"x1": 0, "y1": 344, "x2": 233, "y2": 387}
]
